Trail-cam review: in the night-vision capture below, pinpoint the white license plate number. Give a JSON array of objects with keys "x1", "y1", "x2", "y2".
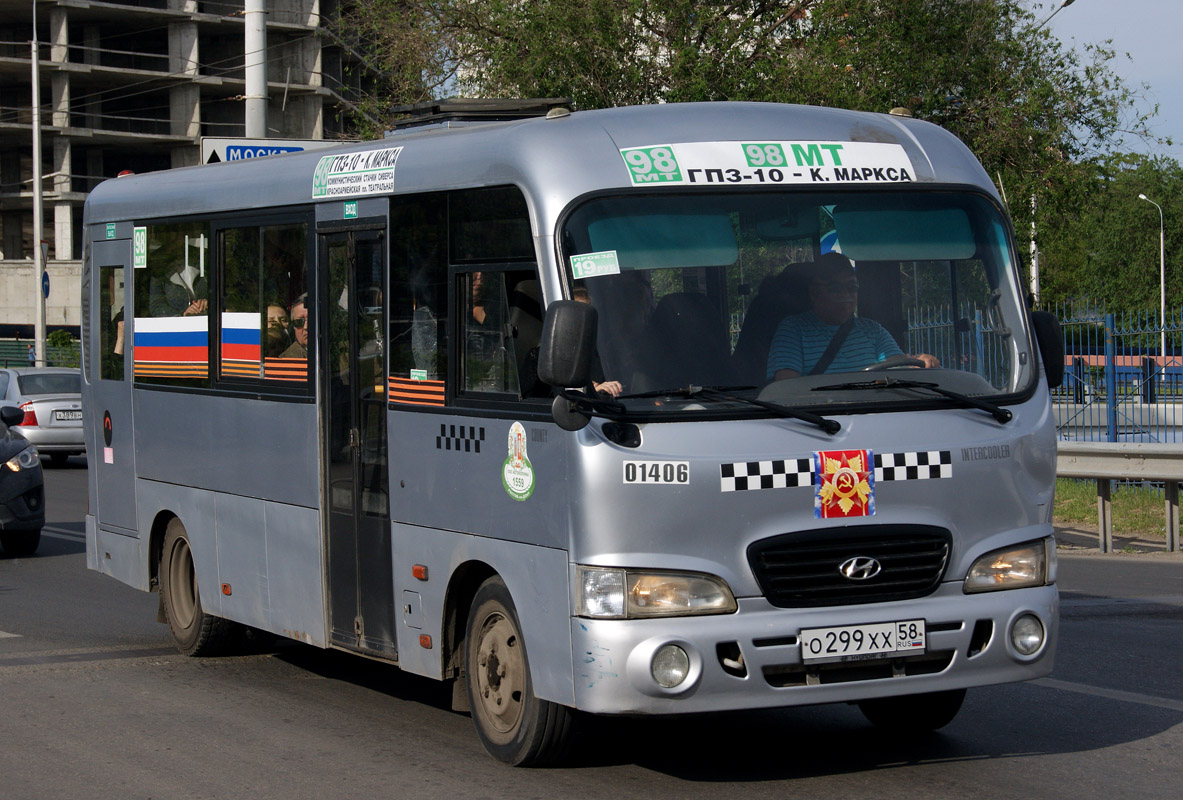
[
  {"x1": 54, "y1": 410, "x2": 82, "y2": 421},
  {"x1": 800, "y1": 619, "x2": 926, "y2": 663}
]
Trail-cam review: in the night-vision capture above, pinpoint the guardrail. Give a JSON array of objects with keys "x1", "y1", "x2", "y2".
[{"x1": 1057, "y1": 441, "x2": 1182, "y2": 553}]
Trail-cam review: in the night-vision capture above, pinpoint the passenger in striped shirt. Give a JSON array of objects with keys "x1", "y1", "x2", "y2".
[{"x1": 766, "y1": 254, "x2": 939, "y2": 381}]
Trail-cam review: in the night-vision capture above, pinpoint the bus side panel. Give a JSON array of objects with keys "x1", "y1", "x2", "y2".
[
  {"x1": 263, "y1": 501, "x2": 326, "y2": 647},
  {"x1": 132, "y1": 390, "x2": 318, "y2": 508},
  {"x1": 213, "y1": 494, "x2": 326, "y2": 647},
  {"x1": 136, "y1": 479, "x2": 219, "y2": 614},
  {"x1": 391, "y1": 523, "x2": 575, "y2": 708},
  {"x1": 93, "y1": 526, "x2": 149, "y2": 592},
  {"x1": 214, "y1": 493, "x2": 268, "y2": 631}
]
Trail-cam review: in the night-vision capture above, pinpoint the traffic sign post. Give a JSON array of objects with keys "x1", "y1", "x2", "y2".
[{"x1": 199, "y1": 137, "x2": 344, "y2": 165}]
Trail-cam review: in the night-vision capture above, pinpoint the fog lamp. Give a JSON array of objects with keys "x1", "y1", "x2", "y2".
[
  {"x1": 1010, "y1": 614, "x2": 1045, "y2": 656},
  {"x1": 651, "y1": 644, "x2": 690, "y2": 688}
]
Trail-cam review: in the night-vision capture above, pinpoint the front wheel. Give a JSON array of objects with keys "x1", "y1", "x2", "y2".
[
  {"x1": 158, "y1": 518, "x2": 236, "y2": 656},
  {"x1": 465, "y1": 576, "x2": 573, "y2": 766},
  {"x1": 857, "y1": 688, "x2": 966, "y2": 732}
]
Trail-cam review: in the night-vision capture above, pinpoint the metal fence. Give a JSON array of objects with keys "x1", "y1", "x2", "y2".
[{"x1": 1052, "y1": 304, "x2": 1183, "y2": 443}]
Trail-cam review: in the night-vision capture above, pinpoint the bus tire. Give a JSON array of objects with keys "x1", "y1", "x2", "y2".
[
  {"x1": 159, "y1": 518, "x2": 234, "y2": 656},
  {"x1": 0, "y1": 529, "x2": 40, "y2": 556},
  {"x1": 465, "y1": 576, "x2": 572, "y2": 766},
  {"x1": 857, "y1": 688, "x2": 966, "y2": 732}
]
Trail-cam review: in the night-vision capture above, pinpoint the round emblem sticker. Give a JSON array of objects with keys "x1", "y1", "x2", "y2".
[{"x1": 502, "y1": 422, "x2": 534, "y2": 501}]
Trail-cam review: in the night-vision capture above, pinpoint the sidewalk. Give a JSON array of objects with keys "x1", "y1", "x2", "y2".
[{"x1": 1054, "y1": 523, "x2": 1182, "y2": 557}]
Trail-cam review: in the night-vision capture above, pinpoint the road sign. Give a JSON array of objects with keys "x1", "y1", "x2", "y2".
[
  {"x1": 42, "y1": 270, "x2": 50, "y2": 299},
  {"x1": 200, "y1": 137, "x2": 346, "y2": 165}
]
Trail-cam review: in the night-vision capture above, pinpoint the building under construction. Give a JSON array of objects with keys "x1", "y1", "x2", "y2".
[{"x1": 0, "y1": 0, "x2": 372, "y2": 338}]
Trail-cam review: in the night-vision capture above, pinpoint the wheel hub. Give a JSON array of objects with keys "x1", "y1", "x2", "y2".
[{"x1": 475, "y1": 613, "x2": 524, "y2": 733}]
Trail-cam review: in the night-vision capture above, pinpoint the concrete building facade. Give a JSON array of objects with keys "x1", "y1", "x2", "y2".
[{"x1": 0, "y1": 0, "x2": 370, "y2": 333}]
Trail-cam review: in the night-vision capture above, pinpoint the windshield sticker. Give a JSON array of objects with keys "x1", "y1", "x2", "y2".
[
  {"x1": 816, "y1": 449, "x2": 875, "y2": 519},
  {"x1": 623, "y1": 461, "x2": 689, "y2": 485},
  {"x1": 620, "y1": 141, "x2": 913, "y2": 187},
  {"x1": 312, "y1": 146, "x2": 402, "y2": 199},
  {"x1": 502, "y1": 422, "x2": 535, "y2": 501},
  {"x1": 571, "y1": 250, "x2": 621, "y2": 280}
]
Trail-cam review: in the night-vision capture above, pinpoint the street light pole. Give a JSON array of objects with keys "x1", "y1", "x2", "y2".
[
  {"x1": 1139, "y1": 194, "x2": 1166, "y2": 364},
  {"x1": 1035, "y1": 0, "x2": 1077, "y2": 31},
  {"x1": 31, "y1": 0, "x2": 46, "y2": 367}
]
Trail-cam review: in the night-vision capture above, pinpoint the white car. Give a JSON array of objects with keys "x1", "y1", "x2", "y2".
[{"x1": 0, "y1": 368, "x2": 84, "y2": 466}]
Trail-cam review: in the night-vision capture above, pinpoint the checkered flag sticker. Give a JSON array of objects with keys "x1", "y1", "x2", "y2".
[
  {"x1": 874, "y1": 450, "x2": 952, "y2": 482},
  {"x1": 720, "y1": 459, "x2": 812, "y2": 492}
]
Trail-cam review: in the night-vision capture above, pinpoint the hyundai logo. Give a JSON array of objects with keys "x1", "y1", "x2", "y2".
[{"x1": 838, "y1": 556, "x2": 882, "y2": 581}]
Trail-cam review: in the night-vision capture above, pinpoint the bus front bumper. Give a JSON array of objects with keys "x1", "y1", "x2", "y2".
[{"x1": 570, "y1": 582, "x2": 1057, "y2": 715}]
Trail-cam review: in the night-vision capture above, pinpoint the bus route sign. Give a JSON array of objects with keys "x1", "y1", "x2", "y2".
[
  {"x1": 312, "y1": 147, "x2": 403, "y2": 199},
  {"x1": 620, "y1": 141, "x2": 915, "y2": 187}
]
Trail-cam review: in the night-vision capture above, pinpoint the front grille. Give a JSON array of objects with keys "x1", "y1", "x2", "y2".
[{"x1": 747, "y1": 525, "x2": 951, "y2": 608}]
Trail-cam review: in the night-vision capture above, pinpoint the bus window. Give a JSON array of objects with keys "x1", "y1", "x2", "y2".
[
  {"x1": 450, "y1": 186, "x2": 534, "y2": 262},
  {"x1": 133, "y1": 221, "x2": 210, "y2": 385},
  {"x1": 99, "y1": 264, "x2": 125, "y2": 381},
  {"x1": 219, "y1": 222, "x2": 310, "y2": 386},
  {"x1": 461, "y1": 271, "x2": 521, "y2": 395},
  {"x1": 389, "y1": 194, "x2": 448, "y2": 407}
]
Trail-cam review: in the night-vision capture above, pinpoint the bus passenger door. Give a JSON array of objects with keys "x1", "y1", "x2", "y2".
[
  {"x1": 88, "y1": 230, "x2": 137, "y2": 534},
  {"x1": 320, "y1": 229, "x2": 395, "y2": 656}
]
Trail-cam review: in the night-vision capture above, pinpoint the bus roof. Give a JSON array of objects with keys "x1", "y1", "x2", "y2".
[{"x1": 83, "y1": 102, "x2": 997, "y2": 231}]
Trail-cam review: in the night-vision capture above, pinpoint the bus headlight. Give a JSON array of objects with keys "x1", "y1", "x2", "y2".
[
  {"x1": 964, "y1": 540, "x2": 1050, "y2": 593},
  {"x1": 4, "y1": 446, "x2": 39, "y2": 472},
  {"x1": 576, "y1": 566, "x2": 737, "y2": 619}
]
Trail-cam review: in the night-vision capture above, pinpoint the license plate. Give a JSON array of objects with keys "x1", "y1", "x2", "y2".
[
  {"x1": 800, "y1": 619, "x2": 926, "y2": 664},
  {"x1": 54, "y1": 410, "x2": 82, "y2": 421}
]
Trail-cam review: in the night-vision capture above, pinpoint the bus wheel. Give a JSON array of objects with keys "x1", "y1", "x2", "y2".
[
  {"x1": 857, "y1": 688, "x2": 966, "y2": 732},
  {"x1": 465, "y1": 576, "x2": 572, "y2": 766},
  {"x1": 159, "y1": 518, "x2": 234, "y2": 656}
]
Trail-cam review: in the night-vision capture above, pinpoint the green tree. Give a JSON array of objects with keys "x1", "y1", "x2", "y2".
[
  {"x1": 336, "y1": 0, "x2": 1172, "y2": 309},
  {"x1": 1038, "y1": 155, "x2": 1183, "y2": 313}
]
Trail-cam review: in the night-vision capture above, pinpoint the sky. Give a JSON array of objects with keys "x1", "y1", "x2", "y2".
[{"x1": 1040, "y1": 0, "x2": 1183, "y2": 162}]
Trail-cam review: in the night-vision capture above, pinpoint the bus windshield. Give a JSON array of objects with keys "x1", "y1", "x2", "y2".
[{"x1": 561, "y1": 190, "x2": 1035, "y2": 415}]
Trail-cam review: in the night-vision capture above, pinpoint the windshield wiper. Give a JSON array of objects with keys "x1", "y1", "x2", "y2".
[
  {"x1": 619, "y1": 384, "x2": 840, "y2": 435},
  {"x1": 812, "y1": 378, "x2": 1013, "y2": 424}
]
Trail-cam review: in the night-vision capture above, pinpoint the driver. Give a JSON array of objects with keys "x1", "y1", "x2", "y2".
[{"x1": 766, "y1": 252, "x2": 939, "y2": 381}]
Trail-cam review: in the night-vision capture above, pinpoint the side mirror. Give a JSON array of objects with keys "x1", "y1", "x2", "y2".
[
  {"x1": 1030, "y1": 311, "x2": 1064, "y2": 389},
  {"x1": 1, "y1": 405, "x2": 24, "y2": 427},
  {"x1": 538, "y1": 300, "x2": 597, "y2": 388}
]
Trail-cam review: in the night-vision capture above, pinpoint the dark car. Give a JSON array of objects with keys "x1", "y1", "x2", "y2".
[{"x1": 0, "y1": 405, "x2": 44, "y2": 555}]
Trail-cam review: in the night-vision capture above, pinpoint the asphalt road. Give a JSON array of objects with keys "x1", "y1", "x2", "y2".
[{"x1": 1, "y1": 460, "x2": 1181, "y2": 799}]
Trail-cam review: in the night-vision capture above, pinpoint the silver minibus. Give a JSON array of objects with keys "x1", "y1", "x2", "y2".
[{"x1": 82, "y1": 101, "x2": 1065, "y2": 765}]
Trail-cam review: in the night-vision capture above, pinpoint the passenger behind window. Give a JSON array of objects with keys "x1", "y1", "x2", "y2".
[
  {"x1": 148, "y1": 253, "x2": 208, "y2": 317},
  {"x1": 280, "y1": 295, "x2": 309, "y2": 359},
  {"x1": 264, "y1": 303, "x2": 291, "y2": 358},
  {"x1": 766, "y1": 252, "x2": 939, "y2": 381}
]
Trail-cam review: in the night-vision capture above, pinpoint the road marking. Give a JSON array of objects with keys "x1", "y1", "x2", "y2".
[
  {"x1": 0, "y1": 631, "x2": 21, "y2": 639},
  {"x1": 0, "y1": 647, "x2": 177, "y2": 668},
  {"x1": 1033, "y1": 677, "x2": 1183, "y2": 713},
  {"x1": 42, "y1": 525, "x2": 85, "y2": 542}
]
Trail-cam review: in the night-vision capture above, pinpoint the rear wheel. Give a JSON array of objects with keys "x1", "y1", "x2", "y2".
[
  {"x1": 858, "y1": 688, "x2": 966, "y2": 732},
  {"x1": 0, "y1": 529, "x2": 40, "y2": 556},
  {"x1": 159, "y1": 518, "x2": 235, "y2": 656},
  {"x1": 465, "y1": 576, "x2": 573, "y2": 766}
]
